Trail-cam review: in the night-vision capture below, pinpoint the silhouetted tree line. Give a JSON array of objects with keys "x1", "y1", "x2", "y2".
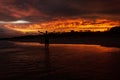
[
  {"x1": 0, "y1": 26, "x2": 120, "y2": 40},
  {"x1": 109, "y1": 26, "x2": 120, "y2": 33}
]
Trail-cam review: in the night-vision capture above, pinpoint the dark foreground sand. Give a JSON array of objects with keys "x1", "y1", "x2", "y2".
[{"x1": 0, "y1": 40, "x2": 120, "y2": 80}]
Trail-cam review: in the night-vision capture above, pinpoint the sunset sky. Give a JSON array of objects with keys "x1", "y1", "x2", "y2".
[{"x1": 0, "y1": 0, "x2": 120, "y2": 38}]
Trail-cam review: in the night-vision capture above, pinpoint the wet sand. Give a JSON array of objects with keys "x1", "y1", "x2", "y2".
[{"x1": 0, "y1": 41, "x2": 120, "y2": 80}]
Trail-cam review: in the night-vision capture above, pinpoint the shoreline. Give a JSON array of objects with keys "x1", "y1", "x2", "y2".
[{"x1": 2, "y1": 35, "x2": 120, "y2": 48}]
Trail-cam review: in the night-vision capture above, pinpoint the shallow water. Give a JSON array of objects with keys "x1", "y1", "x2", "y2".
[{"x1": 0, "y1": 41, "x2": 120, "y2": 80}]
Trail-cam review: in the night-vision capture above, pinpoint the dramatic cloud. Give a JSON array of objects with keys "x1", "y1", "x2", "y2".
[
  {"x1": 0, "y1": 0, "x2": 46, "y2": 21},
  {"x1": 0, "y1": 0, "x2": 120, "y2": 38},
  {"x1": 0, "y1": 0, "x2": 120, "y2": 21},
  {"x1": 0, "y1": 20, "x2": 30, "y2": 24},
  {"x1": 0, "y1": 25, "x2": 24, "y2": 38}
]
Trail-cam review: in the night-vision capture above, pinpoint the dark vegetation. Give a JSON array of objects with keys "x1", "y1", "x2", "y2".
[
  {"x1": 0, "y1": 26, "x2": 120, "y2": 47},
  {"x1": 109, "y1": 26, "x2": 120, "y2": 33}
]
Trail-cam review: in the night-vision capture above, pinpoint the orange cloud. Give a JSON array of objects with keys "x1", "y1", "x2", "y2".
[{"x1": 4, "y1": 18, "x2": 120, "y2": 34}]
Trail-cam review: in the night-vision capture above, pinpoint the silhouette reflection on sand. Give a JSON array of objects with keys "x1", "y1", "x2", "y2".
[{"x1": 0, "y1": 40, "x2": 120, "y2": 80}]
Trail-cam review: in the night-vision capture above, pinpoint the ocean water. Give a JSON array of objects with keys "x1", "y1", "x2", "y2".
[{"x1": 0, "y1": 41, "x2": 120, "y2": 80}]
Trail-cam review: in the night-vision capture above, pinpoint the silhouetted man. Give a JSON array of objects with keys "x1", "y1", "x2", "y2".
[{"x1": 45, "y1": 31, "x2": 49, "y2": 48}]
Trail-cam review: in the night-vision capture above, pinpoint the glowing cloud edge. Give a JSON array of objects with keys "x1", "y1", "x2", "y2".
[{"x1": 0, "y1": 20, "x2": 30, "y2": 24}]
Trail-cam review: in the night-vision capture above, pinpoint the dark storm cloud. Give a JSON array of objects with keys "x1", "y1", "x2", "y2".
[
  {"x1": 0, "y1": 0, "x2": 45, "y2": 21},
  {"x1": 0, "y1": 25, "x2": 23, "y2": 38},
  {"x1": 0, "y1": 0, "x2": 120, "y2": 21}
]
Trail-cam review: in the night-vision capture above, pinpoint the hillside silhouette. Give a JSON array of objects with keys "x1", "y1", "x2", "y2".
[{"x1": 109, "y1": 26, "x2": 120, "y2": 33}]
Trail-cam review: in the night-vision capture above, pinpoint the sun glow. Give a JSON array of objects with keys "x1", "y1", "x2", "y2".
[
  {"x1": 0, "y1": 20, "x2": 30, "y2": 24},
  {"x1": 4, "y1": 18, "x2": 120, "y2": 34}
]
